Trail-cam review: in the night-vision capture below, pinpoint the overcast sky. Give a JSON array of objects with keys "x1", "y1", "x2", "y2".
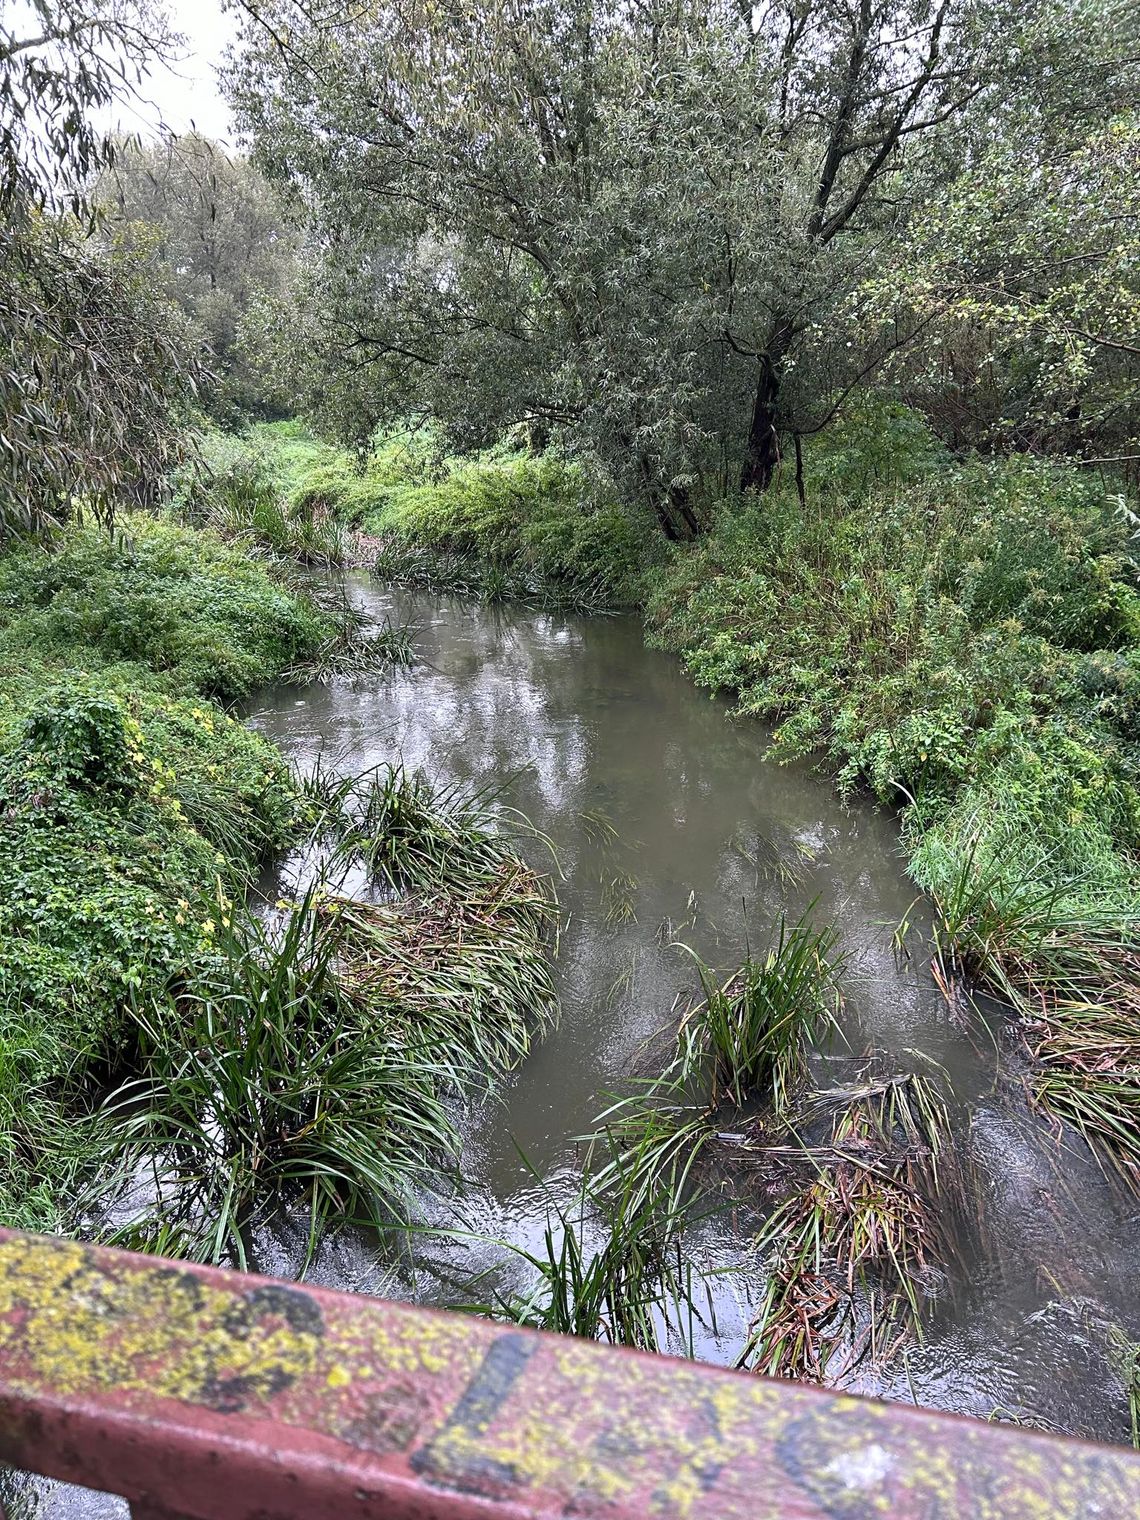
[{"x1": 112, "y1": 0, "x2": 239, "y2": 145}]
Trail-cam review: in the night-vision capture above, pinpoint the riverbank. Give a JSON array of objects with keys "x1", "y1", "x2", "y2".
[
  {"x1": 230, "y1": 410, "x2": 1140, "y2": 1188},
  {"x1": 0, "y1": 514, "x2": 558, "y2": 1254},
  {"x1": 0, "y1": 516, "x2": 322, "y2": 1230},
  {"x1": 644, "y1": 431, "x2": 1140, "y2": 1182}
]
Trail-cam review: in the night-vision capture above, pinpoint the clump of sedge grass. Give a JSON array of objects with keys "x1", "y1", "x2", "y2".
[
  {"x1": 580, "y1": 910, "x2": 848, "y2": 1228},
  {"x1": 1108, "y1": 1326, "x2": 1140, "y2": 1449},
  {"x1": 317, "y1": 764, "x2": 552, "y2": 901},
  {"x1": 925, "y1": 818, "x2": 1140, "y2": 1185},
  {"x1": 92, "y1": 890, "x2": 460, "y2": 1268},
  {"x1": 183, "y1": 443, "x2": 348, "y2": 566},
  {"x1": 680, "y1": 912, "x2": 845, "y2": 1111},
  {"x1": 328, "y1": 866, "x2": 558, "y2": 1078},
  {"x1": 587, "y1": 1068, "x2": 719, "y2": 1218},
  {"x1": 93, "y1": 766, "x2": 559, "y2": 1267},
  {"x1": 1030, "y1": 1000, "x2": 1140, "y2": 1185},
  {"x1": 476, "y1": 1120, "x2": 714, "y2": 1354},
  {"x1": 286, "y1": 615, "x2": 418, "y2": 683},
  {"x1": 741, "y1": 1069, "x2": 956, "y2": 1382},
  {"x1": 483, "y1": 1189, "x2": 693, "y2": 1351}
]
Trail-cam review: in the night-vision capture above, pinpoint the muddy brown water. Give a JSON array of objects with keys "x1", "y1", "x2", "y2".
[{"x1": 246, "y1": 578, "x2": 1137, "y2": 1440}]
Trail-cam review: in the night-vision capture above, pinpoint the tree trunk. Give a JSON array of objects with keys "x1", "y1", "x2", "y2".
[
  {"x1": 652, "y1": 498, "x2": 681, "y2": 541},
  {"x1": 668, "y1": 483, "x2": 703, "y2": 539},
  {"x1": 619, "y1": 428, "x2": 696, "y2": 541},
  {"x1": 740, "y1": 322, "x2": 793, "y2": 495}
]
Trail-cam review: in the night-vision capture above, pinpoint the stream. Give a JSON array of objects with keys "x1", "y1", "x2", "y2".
[
  {"x1": 242, "y1": 575, "x2": 1139, "y2": 1443},
  {"x1": 35, "y1": 571, "x2": 1140, "y2": 1518}
]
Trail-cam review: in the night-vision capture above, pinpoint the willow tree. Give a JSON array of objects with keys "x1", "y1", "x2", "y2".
[
  {"x1": 877, "y1": 108, "x2": 1140, "y2": 470},
  {"x1": 0, "y1": 1, "x2": 199, "y2": 535},
  {"x1": 228, "y1": 0, "x2": 1128, "y2": 532}
]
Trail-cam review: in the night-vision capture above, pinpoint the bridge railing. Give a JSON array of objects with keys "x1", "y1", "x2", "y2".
[{"x1": 0, "y1": 1228, "x2": 1135, "y2": 1519}]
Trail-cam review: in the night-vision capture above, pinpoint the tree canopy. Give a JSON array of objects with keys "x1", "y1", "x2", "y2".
[
  {"x1": 227, "y1": 0, "x2": 1138, "y2": 533},
  {"x1": 99, "y1": 131, "x2": 302, "y2": 417}
]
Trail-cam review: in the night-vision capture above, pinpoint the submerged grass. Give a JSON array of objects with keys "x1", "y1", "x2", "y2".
[
  {"x1": 742, "y1": 1070, "x2": 957, "y2": 1382},
  {"x1": 1108, "y1": 1327, "x2": 1140, "y2": 1450},
  {"x1": 477, "y1": 1098, "x2": 722, "y2": 1354},
  {"x1": 575, "y1": 920, "x2": 953, "y2": 1382},
  {"x1": 286, "y1": 615, "x2": 418, "y2": 683},
  {"x1": 330, "y1": 870, "x2": 558, "y2": 1076}
]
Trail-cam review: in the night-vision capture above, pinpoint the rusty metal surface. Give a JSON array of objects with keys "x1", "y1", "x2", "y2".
[{"x1": 0, "y1": 1230, "x2": 1136, "y2": 1519}]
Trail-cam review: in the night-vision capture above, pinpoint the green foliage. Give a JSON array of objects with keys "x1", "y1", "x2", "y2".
[
  {"x1": 220, "y1": 419, "x2": 659, "y2": 607},
  {"x1": 648, "y1": 435, "x2": 1139, "y2": 810},
  {"x1": 0, "y1": 516, "x2": 328, "y2": 1229},
  {"x1": 649, "y1": 413, "x2": 1140, "y2": 1181},
  {"x1": 0, "y1": 515, "x2": 330, "y2": 699},
  {"x1": 230, "y1": 0, "x2": 1133, "y2": 514},
  {"x1": 0, "y1": 218, "x2": 199, "y2": 538},
  {"x1": 368, "y1": 446, "x2": 656, "y2": 607},
  {"x1": 173, "y1": 429, "x2": 348, "y2": 566},
  {"x1": 96, "y1": 895, "x2": 461, "y2": 1267},
  {"x1": 877, "y1": 111, "x2": 1140, "y2": 464}
]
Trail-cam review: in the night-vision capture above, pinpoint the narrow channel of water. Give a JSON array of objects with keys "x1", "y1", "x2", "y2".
[{"x1": 246, "y1": 576, "x2": 1139, "y2": 1443}]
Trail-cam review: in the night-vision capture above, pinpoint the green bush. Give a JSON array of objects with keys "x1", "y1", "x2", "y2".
[
  {"x1": 173, "y1": 427, "x2": 349, "y2": 565},
  {"x1": 369, "y1": 449, "x2": 657, "y2": 606},
  {"x1": 223, "y1": 421, "x2": 661, "y2": 606},
  {"x1": 648, "y1": 451, "x2": 1138, "y2": 807},
  {"x1": 0, "y1": 516, "x2": 328, "y2": 699}
]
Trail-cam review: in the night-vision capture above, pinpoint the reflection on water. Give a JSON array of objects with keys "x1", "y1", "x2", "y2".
[{"x1": 247, "y1": 577, "x2": 1138, "y2": 1442}]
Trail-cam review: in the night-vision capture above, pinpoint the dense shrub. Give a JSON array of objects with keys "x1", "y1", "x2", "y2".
[
  {"x1": 225, "y1": 421, "x2": 661, "y2": 606},
  {"x1": 172, "y1": 427, "x2": 348, "y2": 565},
  {"x1": 0, "y1": 517, "x2": 328, "y2": 698}
]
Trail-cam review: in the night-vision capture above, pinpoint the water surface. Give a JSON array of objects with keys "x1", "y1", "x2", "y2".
[{"x1": 246, "y1": 576, "x2": 1139, "y2": 1442}]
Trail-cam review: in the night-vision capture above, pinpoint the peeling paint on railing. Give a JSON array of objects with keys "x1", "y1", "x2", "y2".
[{"x1": 0, "y1": 1229, "x2": 1135, "y2": 1519}]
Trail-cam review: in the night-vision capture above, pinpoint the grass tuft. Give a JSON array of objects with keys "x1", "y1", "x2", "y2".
[
  {"x1": 680, "y1": 912, "x2": 845, "y2": 1111},
  {"x1": 93, "y1": 890, "x2": 460, "y2": 1267},
  {"x1": 741, "y1": 1069, "x2": 957, "y2": 1382}
]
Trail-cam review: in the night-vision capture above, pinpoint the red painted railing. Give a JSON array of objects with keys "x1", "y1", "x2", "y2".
[{"x1": 0, "y1": 1228, "x2": 1135, "y2": 1518}]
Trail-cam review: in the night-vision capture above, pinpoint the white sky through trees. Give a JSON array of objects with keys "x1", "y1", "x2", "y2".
[{"x1": 106, "y1": 0, "x2": 237, "y2": 143}]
